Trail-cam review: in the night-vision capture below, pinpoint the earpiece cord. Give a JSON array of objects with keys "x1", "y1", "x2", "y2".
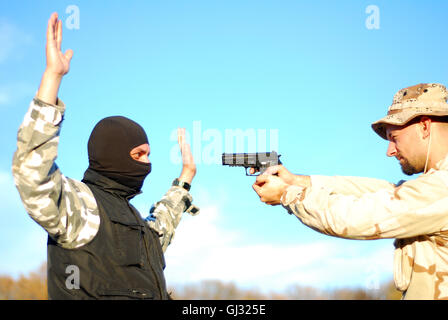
[{"x1": 424, "y1": 124, "x2": 432, "y2": 174}]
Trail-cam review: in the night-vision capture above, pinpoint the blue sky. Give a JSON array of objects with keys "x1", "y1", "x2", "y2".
[{"x1": 1, "y1": 0, "x2": 447, "y2": 293}]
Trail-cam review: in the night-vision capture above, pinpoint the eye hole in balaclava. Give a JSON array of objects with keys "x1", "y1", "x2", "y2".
[{"x1": 87, "y1": 116, "x2": 152, "y2": 192}]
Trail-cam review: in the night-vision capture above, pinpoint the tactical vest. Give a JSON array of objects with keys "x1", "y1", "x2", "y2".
[{"x1": 47, "y1": 169, "x2": 170, "y2": 300}]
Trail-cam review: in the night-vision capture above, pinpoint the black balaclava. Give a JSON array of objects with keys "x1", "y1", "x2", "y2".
[{"x1": 87, "y1": 116, "x2": 152, "y2": 192}]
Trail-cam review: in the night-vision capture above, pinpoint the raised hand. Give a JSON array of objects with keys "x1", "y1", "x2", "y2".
[
  {"x1": 37, "y1": 12, "x2": 74, "y2": 105},
  {"x1": 177, "y1": 128, "x2": 197, "y2": 184},
  {"x1": 45, "y1": 12, "x2": 73, "y2": 76}
]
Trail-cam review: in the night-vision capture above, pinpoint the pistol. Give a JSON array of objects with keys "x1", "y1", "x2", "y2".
[{"x1": 222, "y1": 151, "x2": 282, "y2": 176}]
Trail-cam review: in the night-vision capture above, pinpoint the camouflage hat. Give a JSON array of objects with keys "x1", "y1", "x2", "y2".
[{"x1": 371, "y1": 83, "x2": 448, "y2": 140}]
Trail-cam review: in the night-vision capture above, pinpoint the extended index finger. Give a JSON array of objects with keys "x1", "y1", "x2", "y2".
[
  {"x1": 47, "y1": 12, "x2": 58, "y2": 44},
  {"x1": 56, "y1": 18, "x2": 63, "y2": 51},
  {"x1": 264, "y1": 165, "x2": 280, "y2": 176},
  {"x1": 177, "y1": 128, "x2": 185, "y2": 146},
  {"x1": 177, "y1": 128, "x2": 187, "y2": 157},
  {"x1": 177, "y1": 128, "x2": 195, "y2": 165}
]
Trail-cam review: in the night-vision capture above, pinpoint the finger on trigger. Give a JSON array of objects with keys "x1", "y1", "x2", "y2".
[{"x1": 264, "y1": 165, "x2": 280, "y2": 176}]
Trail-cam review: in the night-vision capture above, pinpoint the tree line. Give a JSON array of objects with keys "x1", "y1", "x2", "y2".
[{"x1": 0, "y1": 262, "x2": 402, "y2": 300}]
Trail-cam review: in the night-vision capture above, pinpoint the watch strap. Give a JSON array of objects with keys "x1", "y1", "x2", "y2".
[{"x1": 172, "y1": 178, "x2": 191, "y2": 191}]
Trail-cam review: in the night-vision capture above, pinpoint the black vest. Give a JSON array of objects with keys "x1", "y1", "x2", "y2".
[{"x1": 47, "y1": 169, "x2": 169, "y2": 300}]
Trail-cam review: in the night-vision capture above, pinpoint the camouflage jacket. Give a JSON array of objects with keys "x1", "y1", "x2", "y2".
[
  {"x1": 281, "y1": 156, "x2": 448, "y2": 300},
  {"x1": 12, "y1": 98, "x2": 198, "y2": 252}
]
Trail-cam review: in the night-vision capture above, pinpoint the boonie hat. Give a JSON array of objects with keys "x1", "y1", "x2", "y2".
[{"x1": 372, "y1": 83, "x2": 448, "y2": 140}]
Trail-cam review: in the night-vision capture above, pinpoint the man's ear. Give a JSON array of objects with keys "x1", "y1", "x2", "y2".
[{"x1": 419, "y1": 116, "x2": 432, "y2": 139}]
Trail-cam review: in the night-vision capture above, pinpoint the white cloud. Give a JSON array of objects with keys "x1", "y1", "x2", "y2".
[{"x1": 164, "y1": 188, "x2": 394, "y2": 292}]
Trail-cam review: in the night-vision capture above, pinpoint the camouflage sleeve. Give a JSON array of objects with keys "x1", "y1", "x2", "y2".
[
  {"x1": 310, "y1": 175, "x2": 396, "y2": 197},
  {"x1": 147, "y1": 186, "x2": 199, "y2": 252},
  {"x1": 12, "y1": 98, "x2": 100, "y2": 249},
  {"x1": 282, "y1": 172, "x2": 448, "y2": 240}
]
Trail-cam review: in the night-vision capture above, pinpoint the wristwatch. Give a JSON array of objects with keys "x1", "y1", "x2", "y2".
[
  {"x1": 172, "y1": 179, "x2": 199, "y2": 216},
  {"x1": 172, "y1": 178, "x2": 191, "y2": 191}
]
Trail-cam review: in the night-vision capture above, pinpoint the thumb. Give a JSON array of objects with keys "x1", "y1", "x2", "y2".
[
  {"x1": 64, "y1": 49, "x2": 74, "y2": 61},
  {"x1": 264, "y1": 165, "x2": 281, "y2": 176}
]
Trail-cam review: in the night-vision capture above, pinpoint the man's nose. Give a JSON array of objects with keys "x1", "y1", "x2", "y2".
[
  {"x1": 141, "y1": 155, "x2": 150, "y2": 164},
  {"x1": 386, "y1": 141, "x2": 397, "y2": 157}
]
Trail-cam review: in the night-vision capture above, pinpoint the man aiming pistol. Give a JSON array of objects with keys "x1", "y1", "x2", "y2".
[{"x1": 252, "y1": 83, "x2": 448, "y2": 299}]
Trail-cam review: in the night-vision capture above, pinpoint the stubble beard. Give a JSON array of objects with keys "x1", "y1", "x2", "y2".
[{"x1": 399, "y1": 156, "x2": 423, "y2": 176}]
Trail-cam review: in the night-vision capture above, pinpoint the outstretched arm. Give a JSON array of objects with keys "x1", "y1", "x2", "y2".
[
  {"x1": 37, "y1": 12, "x2": 73, "y2": 105},
  {"x1": 252, "y1": 164, "x2": 394, "y2": 205},
  {"x1": 252, "y1": 163, "x2": 448, "y2": 240},
  {"x1": 12, "y1": 13, "x2": 99, "y2": 249}
]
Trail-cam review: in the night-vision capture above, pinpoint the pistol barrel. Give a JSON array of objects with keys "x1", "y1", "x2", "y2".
[{"x1": 221, "y1": 152, "x2": 280, "y2": 166}]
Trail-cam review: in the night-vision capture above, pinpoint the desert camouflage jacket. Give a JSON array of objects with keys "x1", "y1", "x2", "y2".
[
  {"x1": 12, "y1": 98, "x2": 198, "y2": 252},
  {"x1": 281, "y1": 156, "x2": 448, "y2": 300}
]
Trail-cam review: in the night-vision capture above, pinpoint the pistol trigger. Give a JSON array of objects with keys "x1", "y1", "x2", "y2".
[{"x1": 245, "y1": 167, "x2": 258, "y2": 176}]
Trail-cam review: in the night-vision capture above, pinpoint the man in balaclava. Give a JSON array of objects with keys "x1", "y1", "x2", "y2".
[
  {"x1": 86, "y1": 116, "x2": 153, "y2": 192},
  {"x1": 12, "y1": 13, "x2": 198, "y2": 299}
]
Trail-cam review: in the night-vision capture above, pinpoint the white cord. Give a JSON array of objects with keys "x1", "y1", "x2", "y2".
[{"x1": 424, "y1": 123, "x2": 432, "y2": 174}]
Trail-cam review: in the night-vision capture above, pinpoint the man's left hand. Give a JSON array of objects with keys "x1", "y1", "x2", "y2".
[{"x1": 178, "y1": 128, "x2": 196, "y2": 184}]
